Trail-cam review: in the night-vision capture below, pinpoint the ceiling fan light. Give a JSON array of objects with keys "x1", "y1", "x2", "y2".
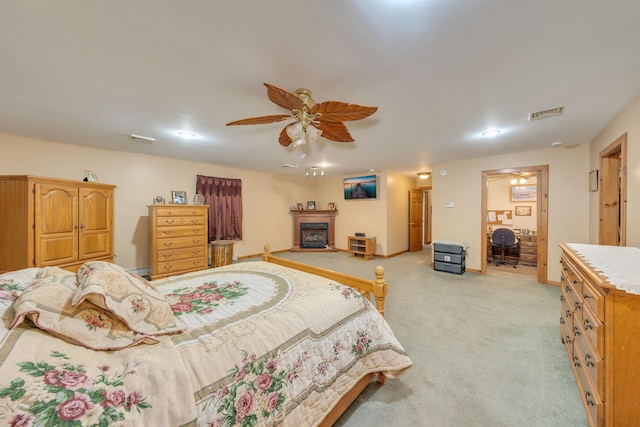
[
  {"x1": 286, "y1": 122, "x2": 303, "y2": 140},
  {"x1": 306, "y1": 125, "x2": 322, "y2": 142},
  {"x1": 510, "y1": 177, "x2": 518, "y2": 185},
  {"x1": 518, "y1": 177, "x2": 528, "y2": 184}
]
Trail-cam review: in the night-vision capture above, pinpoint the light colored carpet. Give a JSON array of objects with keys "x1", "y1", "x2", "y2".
[{"x1": 245, "y1": 249, "x2": 588, "y2": 426}]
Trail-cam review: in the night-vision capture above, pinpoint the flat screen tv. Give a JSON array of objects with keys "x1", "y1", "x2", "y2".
[{"x1": 343, "y1": 175, "x2": 377, "y2": 199}]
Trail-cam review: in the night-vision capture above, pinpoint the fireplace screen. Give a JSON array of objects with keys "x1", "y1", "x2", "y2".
[{"x1": 300, "y1": 222, "x2": 329, "y2": 249}]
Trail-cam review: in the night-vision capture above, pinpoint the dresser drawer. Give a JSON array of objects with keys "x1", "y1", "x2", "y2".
[
  {"x1": 156, "y1": 246, "x2": 207, "y2": 263},
  {"x1": 157, "y1": 225, "x2": 206, "y2": 238},
  {"x1": 575, "y1": 353, "x2": 604, "y2": 427},
  {"x1": 580, "y1": 305, "x2": 604, "y2": 358},
  {"x1": 520, "y1": 253, "x2": 537, "y2": 263},
  {"x1": 520, "y1": 246, "x2": 536, "y2": 255},
  {"x1": 154, "y1": 207, "x2": 207, "y2": 217},
  {"x1": 157, "y1": 236, "x2": 208, "y2": 250},
  {"x1": 156, "y1": 257, "x2": 208, "y2": 275},
  {"x1": 582, "y1": 280, "x2": 605, "y2": 320},
  {"x1": 574, "y1": 330, "x2": 604, "y2": 397}
]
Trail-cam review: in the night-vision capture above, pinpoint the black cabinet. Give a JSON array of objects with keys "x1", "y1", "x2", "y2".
[{"x1": 434, "y1": 243, "x2": 466, "y2": 274}]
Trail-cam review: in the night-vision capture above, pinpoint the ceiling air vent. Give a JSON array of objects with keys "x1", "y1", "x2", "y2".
[
  {"x1": 129, "y1": 134, "x2": 155, "y2": 144},
  {"x1": 528, "y1": 106, "x2": 565, "y2": 121}
]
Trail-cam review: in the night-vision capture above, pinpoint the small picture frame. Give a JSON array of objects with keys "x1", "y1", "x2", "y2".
[
  {"x1": 84, "y1": 170, "x2": 98, "y2": 182},
  {"x1": 589, "y1": 169, "x2": 599, "y2": 192},
  {"x1": 153, "y1": 195, "x2": 165, "y2": 204},
  {"x1": 515, "y1": 205, "x2": 532, "y2": 216},
  {"x1": 307, "y1": 201, "x2": 316, "y2": 210},
  {"x1": 171, "y1": 191, "x2": 187, "y2": 204},
  {"x1": 296, "y1": 202, "x2": 304, "y2": 210},
  {"x1": 327, "y1": 202, "x2": 336, "y2": 210}
]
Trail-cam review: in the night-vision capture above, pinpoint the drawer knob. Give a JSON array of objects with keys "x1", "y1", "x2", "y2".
[
  {"x1": 584, "y1": 319, "x2": 593, "y2": 330},
  {"x1": 582, "y1": 293, "x2": 591, "y2": 300},
  {"x1": 560, "y1": 317, "x2": 565, "y2": 325},
  {"x1": 163, "y1": 242, "x2": 172, "y2": 247},
  {"x1": 574, "y1": 301, "x2": 581, "y2": 310},
  {"x1": 573, "y1": 326, "x2": 581, "y2": 336},
  {"x1": 560, "y1": 295, "x2": 565, "y2": 302},
  {"x1": 585, "y1": 391, "x2": 595, "y2": 406},
  {"x1": 573, "y1": 356, "x2": 581, "y2": 367},
  {"x1": 565, "y1": 285, "x2": 572, "y2": 292},
  {"x1": 565, "y1": 336, "x2": 572, "y2": 344},
  {"x1": 565, "y1": 310, "x2": 572, "y2": 318},
  {"x1": 585, "y1": 353, "x2": 595, "y2": 367}
]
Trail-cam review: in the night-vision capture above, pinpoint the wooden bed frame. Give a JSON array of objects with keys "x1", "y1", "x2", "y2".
[{"x1": 261, "y1": 244, "x2": 388, "y2": 426}]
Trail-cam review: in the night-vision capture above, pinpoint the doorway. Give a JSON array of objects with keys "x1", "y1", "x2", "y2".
[
  {"x1": 409, "y1": 187, "x2": 432, "y2": 252},
  {"x1": 482, "y1": 165, "x2": 549, "y2": 284},
  {"x1": 599, "y1": 133, "x2": 627, "y2": 246}
]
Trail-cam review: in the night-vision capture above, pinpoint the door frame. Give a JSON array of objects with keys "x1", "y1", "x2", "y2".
[
  {"x1": 599, "y1": 133, "x2": 627, "y2": 246},
  {"x1": 481, "y1": 165, "x2": 549, "y2": 284}
]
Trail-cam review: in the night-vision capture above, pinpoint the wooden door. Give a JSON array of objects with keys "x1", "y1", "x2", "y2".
[
  {"x1": 599, "y1": 133, "x2": 627, "y2": 246},
  {"x1": 35, "y1": 183, "x2": 78, "y2": 266},
  {"x1": 78, "y1": 186, "x2": 113, "y2": 260},
  {"x1": 409, "y1": 189, "x2": 423, "y2": 252}
]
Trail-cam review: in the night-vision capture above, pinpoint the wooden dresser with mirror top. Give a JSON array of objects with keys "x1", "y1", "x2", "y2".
[{"x1": 559, "y1": 243, "x2": 640, "y2": 426}]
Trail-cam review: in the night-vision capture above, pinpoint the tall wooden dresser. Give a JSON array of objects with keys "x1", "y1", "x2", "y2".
[
  {"x1": 149, "y1": 205, "x2": 209, "y2": 279},
  {"x1": 0, "y1": 175, "x2": 115, "y2": 273},
  {"x1": 559, "y1": 243, "x2": 640, "y2": 426}
]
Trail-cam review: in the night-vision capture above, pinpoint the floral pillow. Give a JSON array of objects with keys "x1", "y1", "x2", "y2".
[
  {"x1": 9, "y1": 267, "x2": 159, "y2": 350},
  {"x1": 73, "y1": 261, "x2": 185, "y2": 336}
]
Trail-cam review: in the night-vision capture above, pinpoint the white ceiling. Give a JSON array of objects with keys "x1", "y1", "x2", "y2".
[{"x1": 1, "y1": 0, "x2": 639, "y2": 178}]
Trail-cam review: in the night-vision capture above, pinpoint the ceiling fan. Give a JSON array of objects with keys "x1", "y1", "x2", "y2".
[{"x1": 226, "y1": 83, "x2": 378, "y2": 147}]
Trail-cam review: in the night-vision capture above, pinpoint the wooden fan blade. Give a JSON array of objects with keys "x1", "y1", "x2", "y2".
[
  {"x1": 311, "y1": 101, "x2": 378, "y2": 122},
  {"x1": 315, "y1": 120, "x2": 354, "y2": 142},
  {"x1": 264, "y1": 83, "x2": 308, "y2": 112},
  {"x1": 278, "y1": 126, "x2": 293, "y2": 147},
  {"x1": 226, "y1": 115, "x2": 291, "y2": 126}
]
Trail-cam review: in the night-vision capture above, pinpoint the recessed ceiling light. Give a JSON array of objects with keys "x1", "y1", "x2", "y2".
[
  {"x1": 178, "y1": 131, "x2": 196, "y2": 139},
  {"x1": 481, "y1": 129, "x2": 501, "y2": 137}
]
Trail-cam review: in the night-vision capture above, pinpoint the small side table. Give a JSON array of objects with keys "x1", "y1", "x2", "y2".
[{"x1": 211, "y1": 240, "x2": 234, "y2": 267}]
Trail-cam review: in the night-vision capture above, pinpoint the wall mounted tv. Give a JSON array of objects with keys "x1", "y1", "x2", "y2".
[{"x1": 343, "y1": 175, "x2": 377, "y2": 199}]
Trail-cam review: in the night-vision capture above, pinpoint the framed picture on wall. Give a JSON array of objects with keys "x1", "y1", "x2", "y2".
[
  {"x1": 510, "y1": 185, "x2": 536, "y2": 202},
  {"x1": 515, "y1": 205, "x2": 532, "y2": 216}
]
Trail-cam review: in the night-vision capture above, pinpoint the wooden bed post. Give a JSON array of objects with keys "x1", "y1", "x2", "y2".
[{"x1": 373, "y1": 265, "x2": 387, "y2": 317}]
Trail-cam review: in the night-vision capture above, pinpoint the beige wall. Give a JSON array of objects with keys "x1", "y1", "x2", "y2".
[
  {"x1": 386, "y1": 171, "x2": 414, "y2": 255},
  {"x1": 0, "y1": 134, "x2": 311, "y2": 270},
  {"x1": 588, "y1": 94, "x2": 640, "y2": 246},
  {"x1": 431, "y1": 144, "x2": 590, "y2": 282},
  {"x1": 0, "y1": 134, "x2": 408, "y2": 272},
  {"x1": 314, "y1": 173, "x2": 390, "y2": 255},
  {"x1": 487, "y1": 176, "x2": 538, "y2": 232}
]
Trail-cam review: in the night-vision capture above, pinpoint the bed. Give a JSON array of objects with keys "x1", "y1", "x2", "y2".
[{"x1": 0, "y1": 246, "x2": 412, "y2": 426}]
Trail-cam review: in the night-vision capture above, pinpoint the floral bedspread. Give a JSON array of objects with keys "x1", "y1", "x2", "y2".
[
  {"x1": 0, "y1": 261, "x2": 412, "y2": 427},
  {"x1": 153, "y1": 261, "x2": 413, "y2": 427},
  {"x1": 0, "y1": 268, "x2": 197, "y2": 426}
]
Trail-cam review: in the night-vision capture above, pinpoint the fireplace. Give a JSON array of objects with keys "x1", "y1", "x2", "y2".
[
  {"x1": 290, "y1": 209, "x2": 338, "y2": 252},
  {"x1": 300, "y1": 222, "x2": 328, "y2": 249}
]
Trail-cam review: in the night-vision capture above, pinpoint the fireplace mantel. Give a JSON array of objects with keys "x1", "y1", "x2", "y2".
[{"x1": 290, "y1": 210, "x2": 338, "y2": 251}]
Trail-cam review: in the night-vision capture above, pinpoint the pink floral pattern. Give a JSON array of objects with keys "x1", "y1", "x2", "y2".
[
  {"x1": 165, "y1": 280, "x2": 248, "y2": 316},
  {"x1": 209, "y1": 350, "x2": 308, "y2": 426},
  {"x1": 0, "y1": 351, "x2": 151, "y2": 426}
]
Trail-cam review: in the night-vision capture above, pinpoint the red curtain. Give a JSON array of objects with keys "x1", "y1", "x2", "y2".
[{"x1": 196, "y1": 175, "x2": 242, "y2": 241}]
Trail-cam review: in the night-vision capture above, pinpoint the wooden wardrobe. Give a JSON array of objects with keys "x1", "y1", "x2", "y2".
[{"x1": 0, "y1": 175, "x2": 115, "y2": 273}]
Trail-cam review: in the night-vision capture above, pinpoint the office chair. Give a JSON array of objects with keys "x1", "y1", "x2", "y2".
[{"x1": 490, "y1": 228, "x2": 520, "y2": 267}]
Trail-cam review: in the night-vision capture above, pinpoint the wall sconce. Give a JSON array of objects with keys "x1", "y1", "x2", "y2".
[{"x1": 417, "y1": 172, "x2": 431, "y2": 180}]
